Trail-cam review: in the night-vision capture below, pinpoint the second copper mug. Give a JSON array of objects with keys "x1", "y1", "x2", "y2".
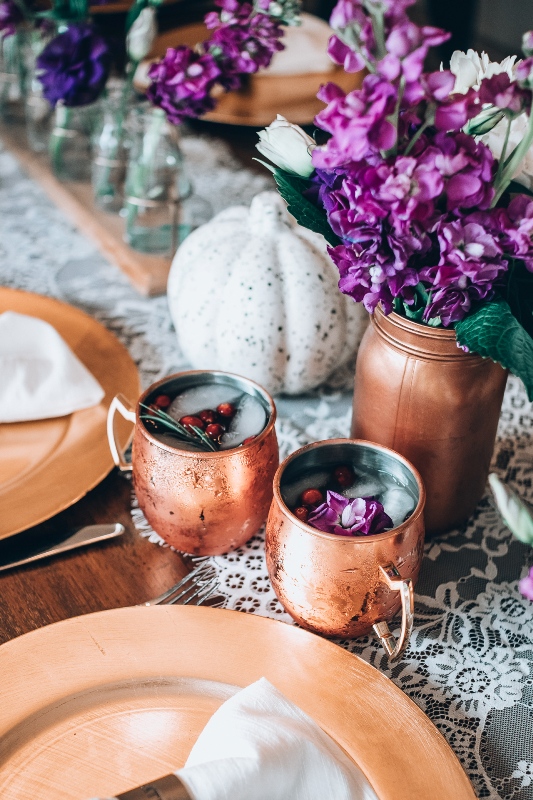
[
  {"x1": 265, "y1": 439, "x2": 425, "y2": 661},
  {"x1": 107, "y1": 370, "x2": 279, "y2": 555}
]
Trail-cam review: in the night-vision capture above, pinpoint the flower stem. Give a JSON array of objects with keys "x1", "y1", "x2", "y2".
[
  {"x1": 495, "y1": 115, "x2": 512, "y2": 185},
  {"x1": 493, "y1": 110, "x2": 533, "y2": 206},
  {"x1": 49, "y1": 103, "x2": 69, "y2": 178},
  {"x1": 404, "y1": 113, "x2": 433, "y2": 157}
]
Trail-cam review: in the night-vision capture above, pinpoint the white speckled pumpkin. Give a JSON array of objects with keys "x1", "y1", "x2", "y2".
[{"x1": 167, "y1": 191, "x2": 368, "y2": 395}]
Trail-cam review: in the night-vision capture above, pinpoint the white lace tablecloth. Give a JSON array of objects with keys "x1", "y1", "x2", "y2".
[{"x1": 1, "y1": 132, "x2": 532, "y2": 800}]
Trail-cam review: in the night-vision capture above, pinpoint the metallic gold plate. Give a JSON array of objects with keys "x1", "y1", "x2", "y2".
[
  {"x1": 0, "y1": 606, "x2": 476, "y2": 800},
  {"x1": 0, "y1": 288, "x2": 140, "y2": 538}
]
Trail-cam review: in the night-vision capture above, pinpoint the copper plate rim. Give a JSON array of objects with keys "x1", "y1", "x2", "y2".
[
  {"x1": 272, "y1": 437, "x2": 426, "y2": 543},
  {"x1": 0, "y1": 605, "x2": 475, "y2": 800},
  {"x1": 138, "y1": 369, "x2": 277, "y2": 459},
  {"x1": 0, "y1": 288, "x2": 140, "y2": 538}
]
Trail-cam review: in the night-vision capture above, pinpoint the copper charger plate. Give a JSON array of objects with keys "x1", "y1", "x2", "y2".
[
  {"x1": 0, "y1": 605, "x2": 475, "y2": 800},
  {"x1": 144, "y1": 23, "x2": 363, "y2": 127},
  {"x1": 0, "y1": 288, "x2": 140, "y2": 538}
]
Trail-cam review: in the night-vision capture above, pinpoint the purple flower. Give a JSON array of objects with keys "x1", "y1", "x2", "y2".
[
  {"x1": 523, "y1": 31, "x2": 533, "y2": 57},
  {"x1": 0, "y1": 0, "x2": 22, "y2": 37},
  {"x1": 308, "y1": 490, "x2": 393, "y2": 536},
  {"x1": 147, "y1": 46, "x2": 221, "y2": 124},
  {"x1": 519, "y1": 566, "x2": 533, "y2": 601},
  {"x1": 36, "y1": 24, "x2": 110, "y2": 108},
  {"x1": 479, "y1": 72, "x2": 530, "y2": 114},
  {"x1": 515, "y1": 57, "x2": 533, "y2": 91},
  {"x1": 433, "y1": 131, "x2": 495, "y2": 211},
  {"x1": 206, "y1": 0, "x2": 284, "y2": 88},
  {"x1": 313, "y1": 75, "x2": 397, "y2": 168}
]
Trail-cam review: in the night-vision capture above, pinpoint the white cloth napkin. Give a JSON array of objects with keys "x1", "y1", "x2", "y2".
[
  {"x1": 176, "y1": 678, "x2": 377, "y2": 800},
  {"x1": 0, "y1": 311, "x2": 105, "y2": 423},
  {"x1": 263, "y1": 14, "x2": 335, "y2": 76},
  {"x1": 93, "y1": 678, "x2": 377, "y2": 800}
]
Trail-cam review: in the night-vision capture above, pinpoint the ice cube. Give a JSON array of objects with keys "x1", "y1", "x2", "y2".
[
  {"x1": 380, "y1": 487, "x2": 415, "y2": 528},
  {"x1": 343, "y1": 477, "x2": 385, "y2": 499},
  {"x1": 168, "y1": 384, "x2": 242, "y2": 421},
  {"x1": 282, "y1": 471, "x2": 331, "y2": 509},
  {"x1": 152, "y1": 432, "x2": 203, "y2": 452},
  {"x1": 219, "y1": 394, "x2": 267, "y2": 450}
]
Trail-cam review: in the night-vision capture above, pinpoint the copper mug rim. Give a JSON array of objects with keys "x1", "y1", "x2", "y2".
[
  {"x1": 136, "y1": 369, "x2": 277, "y2": 459},
  {"x1": 272, "y1": 437, "x2": 426, "y2": 542}
]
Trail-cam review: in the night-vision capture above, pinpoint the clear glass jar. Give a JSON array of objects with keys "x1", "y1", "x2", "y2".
[
  {"x1": 23, "y1": 33, "x2": 53, "y2": 153},
  {"x1": 49, "y1": 102, "x2": 99, "y2": 181},
  {"x1": 123, "y1": 107, "x2": 194, "y2": 255},
  {"x1": 0, "y1": 32, "x2": 24, "y2": 121},
  {"x1": 91, "y1": 84, "x2": 133, "y2": 213}
]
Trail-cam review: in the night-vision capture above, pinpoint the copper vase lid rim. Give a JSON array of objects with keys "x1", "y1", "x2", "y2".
[
  {"x1": 136, "y1": 369, "x2": 277, "y2": 458},
  {"x1": 373, "y1": 306, "x2": 482, "y2": 360},
  {"x1": 273, "y1": 438, "x2": 426, "y2": 543}
]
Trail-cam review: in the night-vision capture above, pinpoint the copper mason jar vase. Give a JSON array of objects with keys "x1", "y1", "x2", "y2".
[
  {"x1": 351, "y1": 307, "x2": 508, "y2": 534},
  {"x1": 108, "y1": 370, "x2": 279, "y2": 555},
  {"x1": 265, "y1": 439, "x2": 425, "y2": 660}
]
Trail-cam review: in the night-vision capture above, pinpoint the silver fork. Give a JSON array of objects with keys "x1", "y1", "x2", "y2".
[{"x1": 143, "y1": 558, "x2": 222, "y2": 607}]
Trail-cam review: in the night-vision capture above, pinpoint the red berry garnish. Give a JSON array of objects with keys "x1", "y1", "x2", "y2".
[
  {"x1": 154, "y1": 394, "x2": 171, "y2": 409},
  {"x1": 217, "y1": 402, "x2": 236, "y2": 418},
  {"x1": 294, "y1": 506, "x2": 309, "y2": 523},
  {"x1": 301, "y1": 488, "x2": 324, "y2": 507},
  {"x1": 242, "y1": 436, "x2": 256, "y2": 445},
  {"x1": 205, "y1": 423, "x2": 225, "y2": 441},
  {"x1": 199, "y1": 409, "x2": 218, "y2": 424},
  {"x1": 179, "y1": 415, "x2": 205, "y2": 431},
  {"x1": 334, "y1": 465, "x2": 354, "y2": 488}
]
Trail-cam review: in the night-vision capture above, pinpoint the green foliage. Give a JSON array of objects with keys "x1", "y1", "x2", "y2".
[
  {"x1": 257, "y1": 163, "x2": 341, "y2": 247},
  {"x1": 455, "y1": 299, "x2": 533, "y2": 400}
]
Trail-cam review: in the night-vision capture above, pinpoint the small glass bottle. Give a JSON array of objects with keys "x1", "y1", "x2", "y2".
[
  {"x1": 49, "y1": 101, "x2": 99, "y2": 181},
  {"x1": 123, "y1": 106, "x2": 194, "y2": 255},
  {"x1": 23, "y1": 35, "x2": 52, "y2": 153},
  {"x1": 91, "y1": 82, "x2": 133, "y2": 213},
  {"x1": 0, "y1": 32, "x2": 24, "y2": 121}
]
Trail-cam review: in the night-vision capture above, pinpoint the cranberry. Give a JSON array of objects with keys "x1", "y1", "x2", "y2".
[
  {"x1": 199, "y1": 409, "x2": 218, "y2": 425},
  {"x1": 217, "y1": 402, "x2": 236, "y2": 418},
  {"x1": 294, "y1": 506, "x2": 309, "y2": 523},
  {"x1": 154, "y1": 394, "x2": 171, "y2": 409},
  {"x1": 205, "y1": 423, "x2": 225, "y2": 441},
  {"x1": 334, "y1": 465, "x2": 354, "y2": 488},
  {"x1": 242, "y1": 436, "x2": 256, "y2": 445},
  {"x1": 301, "y1": 488, "x2": 324, "y2": 507},
  {"x1": 179, "y1": 415, "x2": 205, "y2": 431}
]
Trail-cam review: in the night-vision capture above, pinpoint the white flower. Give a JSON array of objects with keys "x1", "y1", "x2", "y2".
[
  {"x1": 127, "y1": 7, "x2": 157, "y2": 63},
  {"x1": 256, "y1": 115, "x2": 315, "y2": 177},
  {"x1": 481, "y1": 113, "x2": 533, "y2": 191},
  {"x1": 449, "y1": 49, "x2": 518, "y2": 93}
]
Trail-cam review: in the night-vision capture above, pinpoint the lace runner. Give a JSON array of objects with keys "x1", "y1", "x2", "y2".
[{"x1": 1, "y1": 133, "x2": 533, "y2": 800}]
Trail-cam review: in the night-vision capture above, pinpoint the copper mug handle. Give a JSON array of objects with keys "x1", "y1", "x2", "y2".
[
  {"x1": 107, "y1": 394, "x2": 136, "y2": 473},
  {"x1": 372, "y1": 563, "x2": 414, "y2": 662}
]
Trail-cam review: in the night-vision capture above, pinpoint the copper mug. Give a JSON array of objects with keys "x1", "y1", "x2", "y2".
[
  {"x1": 107, "y1": 370, "x2": 279, "y2": 555},
  {"x1": 265, "y1": 439, "x2": 425, "y2": 661}
]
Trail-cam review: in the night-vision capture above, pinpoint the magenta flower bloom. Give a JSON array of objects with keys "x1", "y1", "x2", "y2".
[
  {"x1": 147, "y1": 47, "x2": 221, "y2": 124},
  {"x1": 36, "y1": 24, "x2": 110, "y2": 108},
  {"x1": 308, "y1": 490, "x2": 393, "y2": 536},
  {"x1": 0, "y1": 0, "x2": 22, "y2": 37},
  {"x1": 479, "y1": 72, "x2": 530, "y2": 113},
  {"x1": 313, "y1": 75, "x2": 397, "y2": 168},
  {"x1": 519, "y1": 566, "x2": 533, "y2": 601}
]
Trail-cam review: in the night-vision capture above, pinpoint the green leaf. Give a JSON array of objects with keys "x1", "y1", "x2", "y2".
[
  {"x1": 270, "y1": 168, "x2": 341, "y2": 248},
  {"x1": 69, "y1": 0, "x2": 87, "y2": 20},
  {"x1": 505, "y1": 258, "x2": 533, "y2": 339},
  {"x1": 455, "y1": 298, "x2": 533, "y2": 400},
  {"x1": 489, "y1": 473, "x2": 533, "y2": 545}
]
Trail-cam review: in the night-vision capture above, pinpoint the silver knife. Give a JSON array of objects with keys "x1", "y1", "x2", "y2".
[{"x1": 0, "y1": 524, "x2": 125, "y2": 572}]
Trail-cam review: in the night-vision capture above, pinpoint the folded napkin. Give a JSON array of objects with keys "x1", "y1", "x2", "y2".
[
  {"x1": 263, "y1": 14, "x2": 334, "y2": 76},
  {"x1": 93, "y1": 678, "x2": 377, "y2": 800},
  {"x1": 0, "y1": 311, "x2": 105, "y2": 423}
]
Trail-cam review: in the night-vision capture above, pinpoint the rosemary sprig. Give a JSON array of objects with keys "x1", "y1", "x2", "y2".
[{"x1": 139, "y1": 402, "x2": 218, "y2": 452}]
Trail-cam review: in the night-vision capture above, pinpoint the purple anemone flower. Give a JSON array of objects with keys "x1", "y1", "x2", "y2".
[
  {"x1": 36, "y1": 24, "x2": 110, "y2": 107},
  {"x1": 308, "y1": 490, "x2": 393, "y2": 536}
]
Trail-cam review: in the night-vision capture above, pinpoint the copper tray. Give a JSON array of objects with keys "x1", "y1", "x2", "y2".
[
  {"x1": 0, "y1": 288, "x2": 140, "y2": 538},
  {"x1": 0, "y1": 605, "x2": 476, "y2": 800}
]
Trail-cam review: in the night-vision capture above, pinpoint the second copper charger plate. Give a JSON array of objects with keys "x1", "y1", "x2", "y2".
[
  {"x1": 0, "y1": 288, "x2": 140, "y2": 538},
  {"x1": 0, "y1": 605, "x2": 476, "y2": 800}
]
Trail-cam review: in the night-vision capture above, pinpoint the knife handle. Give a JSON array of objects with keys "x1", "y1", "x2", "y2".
[{"x1": 114, "y1": 774, "x2": 193, "y2": 800}]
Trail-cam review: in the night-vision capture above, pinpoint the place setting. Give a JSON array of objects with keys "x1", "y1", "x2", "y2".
[{"x1": 1, "y1": 0, "x2": 533, "y2": 798}]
